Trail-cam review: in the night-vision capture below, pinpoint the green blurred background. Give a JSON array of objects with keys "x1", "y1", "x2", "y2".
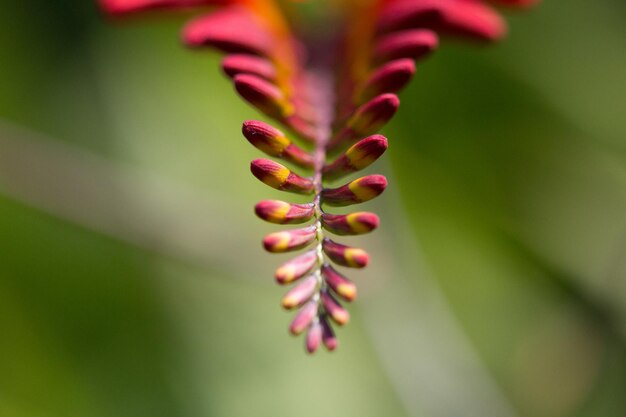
[{"x1": 1, "y1": 1, "x2": 625, "y2": 416}]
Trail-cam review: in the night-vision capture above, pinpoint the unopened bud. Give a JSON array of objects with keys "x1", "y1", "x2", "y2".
[
  {"x1": 321, "y1": 175, "x2": 387, "y2": 206},
  {"x1": 322, "y1": 264, "x2": 357, "y2": 301},
  {"x1": 322, "y1": 239, "x2": 369, "y2": 268},
  {"x1": 323, "y1": 135, "x2": 387, "y2": 181},
  {"x1": 243, "y1": 121, "x2": 313, "y2": 167},
  {"x1": 282, "y1": 275, "x2": 318, "y2": 309},
  {"x1": 289, "y1": 301, "x2": 317, "y2": 335},
  {"x1": 234, "y1": 74, "x2": 294, "y2": 120},
  {"x1": 250, "y1": 159, "x2": 313, "y2": 194},
  {"x1": 255, "y1": 200, "x2": 315, "y2": 224},
  {"x1": 321, "y1": 290, "x2": 350, "y2": 325},
  {"x1": 263, "y1": 226, "x2": 317, "y2": 253},
  {"x1": 275, "y1": 250, "x2": 317, "y2": 284}
]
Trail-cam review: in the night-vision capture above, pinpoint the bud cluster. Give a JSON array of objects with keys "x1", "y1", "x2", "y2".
[{"x1": 100, "y1": 0, "x2": 537, "y2": 353}]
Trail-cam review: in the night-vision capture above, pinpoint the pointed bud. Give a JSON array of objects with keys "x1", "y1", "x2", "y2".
[
  {"x1": 322, "y1": 265, "x2": 357, "y2": 301},
  {"x1": 183, "y1": 8, "x2": 273, "y2": 55},
  {"x1": 250, "y1": 159, "x2": 314, "y2": 194},
  {"x1": 322, "y1": 239, "x2": 369, "y2": 268},
  {"x1": 330, "y1": 94, "x2": 399, "y2": 150},
  {"x1": 263, "y1": 226, "x2": 317, "y2": 253},
  {"x1": 358, "y1": 59, "x2": 416, "y2": 103},
  {"x1": 305, "y1": 321, "x2": 322, "y2": 354},
  {"x1": 323, "y1": 135, "x2": 388, "y2": 181},
  {"x1": 373, "y1": 29, "x2": 439, "y2": 65},
  {"x1": 222, "y1": 54, "x2": 277, "y2": 82},
  {"x1": 243, "y1": 121, "x2": 313, "y2": 168},
  {"x1": 440, "y1": 1, "x2": 507, "y2": 41},
  {"x1": 376, "y1": 1, "x2": 443, "y2": 35},
  {"x1": 321, "y1": 212, "x2": 379, "y2": 236},
  {"x1": 282, "y1": 275, "x2": 318, "y2": 309},
  {"x1": 289, "y1": 301, "x2": 317, "y2": 335},
  {"x1": 320, "y1": 316, "x2": 338, "y2": 351},
  {"x1": 234, "y1": 75, "x2": 294, "y2": 120},
  {"x1": 321, "y1": 175, "x2": 387, "y2": 206},
  {"x1": 490, "y1": 0, "x2": 540, "y2": 7},
  {"x1": 99, "y1": 0, "x2": 218, "y2": 16},
  {"x1": 255, "y1": 200, "x2": 315, "y2": 224},
  {"x1": 275, "y1": 250, "x2": 318, "y2": 284},
  {"x1": 321, "y1": 290, "x2": 350, "y2": 325}
]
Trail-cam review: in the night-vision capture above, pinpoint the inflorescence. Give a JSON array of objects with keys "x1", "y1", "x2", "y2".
[{"x1": 100, "y1": 0, "x2": 537, "y2": 353}]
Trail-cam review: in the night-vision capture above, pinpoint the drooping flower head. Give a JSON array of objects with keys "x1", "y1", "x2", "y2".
[{"x1": 99, "y1": 0, "x2": 537, "y2": 353}]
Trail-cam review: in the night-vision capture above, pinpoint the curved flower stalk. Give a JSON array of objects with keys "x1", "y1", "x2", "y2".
[{"x1": 99, "y1": 0, "x2": 537, "y2": 353}]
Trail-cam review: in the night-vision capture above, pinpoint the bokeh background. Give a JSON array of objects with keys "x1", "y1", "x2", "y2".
[{"x1": 1, "y1": 1, "x2": 625, "y2": 416}]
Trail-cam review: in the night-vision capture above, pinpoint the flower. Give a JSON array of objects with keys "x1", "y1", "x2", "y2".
[{"x1": 99, "y1": 0, "x2": 536, "y2": 353}]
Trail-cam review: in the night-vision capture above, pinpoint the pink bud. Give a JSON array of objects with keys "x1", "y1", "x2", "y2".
[
  {"x1": 250, "y1": 159, "x2": 313, "y2": 194},
  {"x1": 322, "y1": 264, "x2": 357, "y2": 302},
  {"x1": 358, "y1": 59, "x2": 416, "y2": 103},
  {"x1": 373, "y1": 29, "x2": 439, "y2": 65},
  {"x1": 263, "y1": 226, "x2": 317, "y2": 253},
  {"x1": 330, "y1": 94, "x2": 399, "y2": 150},
  {"x1": 322, "y1": 239, "x2": 369, "y2": 269},
  {"x1": 235, "y1": 75, "x2": 294, "y2": 120},
  {"x1": 183, "y1": 8, "x2": 274, "y2": 55},
  {"x1": 254, "y1": 200, "x2": 315, "y2": 225},
  {"x1": 305, "y1": 321, "x2": 323, "y2": 354},
  {"x1": 321, "y1": 290, "x2": 350, "y2": 326},
  {"x1": 289, "y1": 301, "x2": 318, "y2": 335},
  {"x1": 222, "y1": 54, "x2": 277, "y2": 81},
  {"x1": 275, "y1": 250, "x2": 318, "y2": 284},
  {"x1": 376, "y1": 0, "x2": 443, "y2": 35},
  {"x1": 322, "y1": 212, "x2": 379, "y2": 236},
  {"x1": 323, "y1": 135, "x2": 388, "y2": 181},
  {"x1": 243, "y1": 120, "x2": 313, "y2": 167},
  {"x1": 321, "y1": 175, "x2": 387, "y2": 206},
  {"x1": 320, "y1": 316, "x2": 338, "y2": 351},
  {"x1": 440, "y1": 0, "x2": 507, "y2": 41},
  {"x1": 282, "y1": 275, "x2": 318, "y2": 309},
  {"x1": 99, "y1": 0, "x2": 219, "y2": 16}
]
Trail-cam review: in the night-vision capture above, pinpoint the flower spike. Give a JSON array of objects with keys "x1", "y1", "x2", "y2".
[{"x1": 100, "y1": 0, "x2": 537, "y2": 353}]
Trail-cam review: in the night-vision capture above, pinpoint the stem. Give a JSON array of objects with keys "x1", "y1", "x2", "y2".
[{"x1": 306, "y1": 65, "x2": 335, "y2": 312}]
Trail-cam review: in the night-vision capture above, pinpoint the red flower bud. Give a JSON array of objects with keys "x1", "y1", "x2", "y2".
[
  {"x1": 320, "y1": 316, "x2": 338, "y2": 351},
  {"x1": 289, "y1": 301, "x2": 317, "y2": 335},
  {"x1": 373, "y1": 29, "x2": 439, "y2": 65},
  {"x1": 275, "y1": 250, "x2": 318, "y2": 284},
  {"x1": 305, "y1": 320, "x2": 323, "y2": 353},
  {"x1": 254, "y1": 200, "x2": 315, "y2": 224},
  {"x1": 322, "y1": 264, "x2": 357, "y2": 301},
  {"x1": 250, "y1": 159, "x2": 313, "y2": 194},
  {"x1": 282, "y1": 275, "x2": 318, "y2": 309},
  {"x1": 322, "y1": 212, "x2": 379, "y2": 236},
  {"x1": 330, "y1": 94, "x2": 399, "y2": 150},
  {"x1": 263, "y1": 226, "x2": 317, "y2": 253},
  {"x1": 99, "y1": 0, "x2": 218, "y2": 16},
  {"x1": 321, "y1": 290, "x2": 350, "y2": 325},
  {"x1": 358, "y1": 58, "x2": 416, "y2": 103},
  {"x1": 243, "y1": 121, "x2": 313, "y2": 167},
  {"x1": 323, "y1": 135, "x2": 388, "y2": 181},
  {"x1": 183, "y1": 8, "x2": 274, "y2": 55},
  {"x1": 321, "y1": 175, "x2": 387, "y2": 206},
  {"x1": 322, "y1": 239, "x2": 369, "y2": 268},
  {"x1": 234, "y1": 75, "x2": 294, "y2": 120},
  {"x1": 222, "y1": 54, "x2": 277, "y2": 82}
]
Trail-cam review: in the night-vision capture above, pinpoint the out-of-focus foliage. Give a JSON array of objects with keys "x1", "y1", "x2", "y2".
[{"x1": 0, "y1": 1, "x2": 624, "y2": 417}]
